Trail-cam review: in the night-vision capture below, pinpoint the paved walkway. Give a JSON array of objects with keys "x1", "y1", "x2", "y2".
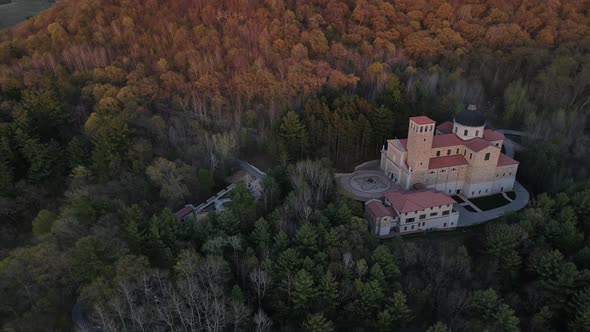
[{"x1": 456, "y1": 181, "x2": 529, "y2": 227}]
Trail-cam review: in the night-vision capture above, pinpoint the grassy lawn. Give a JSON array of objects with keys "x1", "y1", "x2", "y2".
[
  {"x1": 451, "y1": 195, "x2": 464, "y2": 203},
  {"x1": 470, "y1": 193, "x2": 510, "y2": 211},
  {"x1": 506, "y1": 191, "x2": 516, "y2": 200}
]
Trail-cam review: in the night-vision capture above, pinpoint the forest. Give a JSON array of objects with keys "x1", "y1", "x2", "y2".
[{"x1": 1, "y1": 0, "x2": 590, "y2": 330}]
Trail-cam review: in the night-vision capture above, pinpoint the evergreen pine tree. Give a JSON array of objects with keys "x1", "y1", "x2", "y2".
[
  {"x1": 470, "y1": 289, "x2": 519, "y2": 332},
  {"x1": 355, "y1": 280, "x2": 384, "y2": 320},
  {"x1": 273, "y1": 230, "x2": 289, "y2": 254},
  {"x1": 373, "y1": 245, "x2": 400, "y2": 282},
  {"x1": 296, "y1": 222, "x2": 318, "y2": 255},
  {"x1": 293, "y1": 269, "x2": 317, "y2": 314},
  {"x1": 569, "y1": 287, "x2": 590, "y2": 331},
  {"x1": 370, "y1": 263, "x2": 386, "y2": 289},
  {"x1": 67, "y1": 136, "x2": 89, "y2": 168},
  {"x1": 228, "y1": 182, "x2": 257, "y2": 232},
  {"x1": 533, "y1": 250, "x2": 579, "y2": 309},
  {"x1": 426, "y1": 322, "x2": 449, "y2": 332},
  {"x1": 318, "y1": 271, "x2": 339, "y2": 313},
  {"x1": 302, "y1": 313, "x2": 335, "y2": 332},
  {"x1": 279, "y1": 111, "x2": 307, "y2": 161},
  {"x1": 390, "y1": 290, "x2": 412, "y2": 325},
  {"x1": 219, "y1": 209, "x2": 240, "y2": 235},
  {"x1": 125, "y1": 205, "x2": 146, "y2": 255},
  {"x1": 251, "y1": 218, "x2": 272, "y2": 250}
]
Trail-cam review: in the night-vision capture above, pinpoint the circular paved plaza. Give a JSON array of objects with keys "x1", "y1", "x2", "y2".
[{"x1": 336, "y1": 169, "x2": 403, "y2": 201}]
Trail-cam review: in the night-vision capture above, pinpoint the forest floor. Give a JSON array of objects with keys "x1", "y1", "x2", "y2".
[{"x1": 0, "y1": 0, "x2": 53, "y2": 29}]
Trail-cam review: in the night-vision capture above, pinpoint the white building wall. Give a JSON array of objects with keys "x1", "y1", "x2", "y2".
[
  {"x1": 489, "y1": 140, "x2": 503, "y2": 150},
  {"x1": 492, "y1": 176, "x2": 516, "y2": 193},
  {"x1": 375, "y1": 216, "x2": 399, "y2": 236},
  {"x1": 463, "y1": 181, "x2": 495, "y2": 198},
  {"x1": 429, "y1": 180, "x2": 465, "y2": 195},
  {"x1": 453, "y1": 121, "x2": 485, "y2": 140},
  {"x1": 399, "y1": 211, "x2": 458, "y2": 233},
  {"x1": 381, "y1": 143, "x2": 409, "y2": 186},
  {"x1": 424, "y1": 165, "x2": 467, "y2": 195},
  {"x1": 397, "y1": 204, "x2": 455, "y2": 226}
]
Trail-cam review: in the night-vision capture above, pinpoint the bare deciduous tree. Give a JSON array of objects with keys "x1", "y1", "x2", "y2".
[
  {"x1": 249, "y1": 268, "x2": 271, "y2": 306},
  {"x1": 254, "y1": 308, "x2": 273, "y2": 332}
]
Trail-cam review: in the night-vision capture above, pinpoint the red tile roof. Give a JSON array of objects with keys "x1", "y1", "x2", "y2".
[
  {"x1": 483, "y1": 129, "x2": 504, "y2": 141},
  {"x1": 410, "y1": 116, "x2": 436, "y2": 125},
  {"x1": 432, "y1": 134, "x2": 463, "y2": 148},
  {"x1": 497, "y1": 153, "x2": 519, "y2": 167},
  {"x1": 428, "y1": 155, "x2": 468, "y2": 170},
  {"x1": 384, "y1": 190, "x2": 457, "y2": 213},
  {"x1": 366, "y1": 201, "x2": 397, "y2": 218},
  {"x1": 175, "y1": 206, "x2": 193, "y2": 219},
  {"x1": 464, "y1": 138, "x2": 492, "y2": 152},
  {"x1": 436, "y1": 121, "x2": 453, "y2": 134}
]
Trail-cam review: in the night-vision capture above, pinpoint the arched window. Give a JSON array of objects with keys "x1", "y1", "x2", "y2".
[{"x1": 484, "y1": 152, "x2": 490, "y2": 161}]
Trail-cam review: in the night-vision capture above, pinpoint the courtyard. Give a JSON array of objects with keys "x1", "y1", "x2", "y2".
[{"x1": 336, "y1": 168, "x2": 403, "y2": 201}]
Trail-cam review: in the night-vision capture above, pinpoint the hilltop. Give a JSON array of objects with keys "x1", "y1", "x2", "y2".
[{"x1": 1, "y1": 0, "x2": 590, "y2": 331}]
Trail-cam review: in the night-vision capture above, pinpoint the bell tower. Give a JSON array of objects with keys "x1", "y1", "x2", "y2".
[{"x1": 406, "y1": 116, "x2": 435, "y2": 173}]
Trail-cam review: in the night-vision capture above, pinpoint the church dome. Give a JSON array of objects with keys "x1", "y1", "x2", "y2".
[{"x1": 454, "y1": 104, "x2": 486, "y2": 127}]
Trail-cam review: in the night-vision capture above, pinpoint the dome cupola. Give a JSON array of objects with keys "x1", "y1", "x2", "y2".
[
  {"x1": 454, "y1": 104, "x2": 486, "y2": 127},
  {"x1": 452, "y1": 104, "x2": 486, "y2": 140}
]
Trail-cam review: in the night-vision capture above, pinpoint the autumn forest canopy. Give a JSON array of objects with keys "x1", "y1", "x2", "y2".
[{"x1": 1, "y1": 0, "x2": 590, "y2": 331}]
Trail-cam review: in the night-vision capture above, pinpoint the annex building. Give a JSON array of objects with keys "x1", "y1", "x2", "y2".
[
  {"x1": 365, "y1": 189, "x2": 459, "y2": 236},
  {"x1": 380, "y1": 105, "x2": 519, "y2": 198}
]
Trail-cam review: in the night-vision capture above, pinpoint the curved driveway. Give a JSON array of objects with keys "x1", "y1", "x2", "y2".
[{"x1": 455, "y1": 181, "x2": 529, "y2": 227}]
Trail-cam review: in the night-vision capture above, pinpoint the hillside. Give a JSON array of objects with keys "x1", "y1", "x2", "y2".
[
  {"x1": 1, "y1": 0, "x2": 590, "y2": 331},
  {"x1": 2, "y1": 0, "x2": 590, "y2": 120}
]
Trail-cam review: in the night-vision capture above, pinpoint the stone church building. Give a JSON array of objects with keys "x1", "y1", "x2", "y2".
[{"x1": 380, "y1": 105, "x2": 519, "y2": 198}]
